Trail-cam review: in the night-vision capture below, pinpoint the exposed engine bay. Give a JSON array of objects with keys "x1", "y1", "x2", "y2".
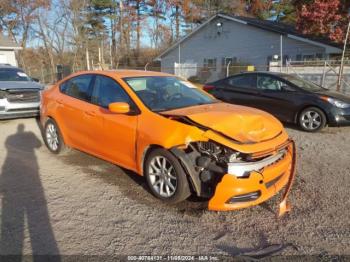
[{"x1": 171, "y1": 139, "x2": 288, "y2": 198}]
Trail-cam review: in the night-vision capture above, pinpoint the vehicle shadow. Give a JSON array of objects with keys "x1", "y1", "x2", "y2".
[
  {"x1": 57, "y1": 147, "x2": 208, "y2": 217},
  {"x1": 0, "y1": 123, "x2": 60, "y2": 261}
]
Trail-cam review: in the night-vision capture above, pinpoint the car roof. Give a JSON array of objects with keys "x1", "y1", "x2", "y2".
[{"x1": 75, "y1": 69, "x2": 174, "y2": 78}]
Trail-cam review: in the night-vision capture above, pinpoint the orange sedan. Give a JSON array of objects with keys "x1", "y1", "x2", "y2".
[{"x1": 40, "y1": 70, "x2": 296, "y2": 216}]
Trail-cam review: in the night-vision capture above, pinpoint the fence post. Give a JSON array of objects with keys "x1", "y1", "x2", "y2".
[
  {"x1": 321, "y1": 61, "x2": 327, "y2": 88},
  {"x1": 226, "y1": 61, "x2": 231, "y2": 77},
  {"x1": 144, "y1": 62, "x2": 150, "y2": 71}
]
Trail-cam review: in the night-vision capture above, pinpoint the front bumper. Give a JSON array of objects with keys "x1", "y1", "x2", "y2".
[
  {"x1": 0, "y1": 98, "x2": 40, "y2": 119},
  {"x1": 327, "y1": 107, "x2": 350, "y2": 126},
  {"x1": 208, "y1": 140, "x2": 296, "y2": 216}
]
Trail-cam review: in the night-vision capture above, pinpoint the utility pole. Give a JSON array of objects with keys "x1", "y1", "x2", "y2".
[{"x1": 337, "y1": 12, "x2": 350, "y2": 92}]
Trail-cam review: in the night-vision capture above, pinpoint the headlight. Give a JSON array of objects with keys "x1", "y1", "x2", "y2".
[
  {"x1": 325, "y1": 97, "x2": 350, "y2": 108},
  {"x1": 0, "y1": 90, "x2": 6, "y2": 99}
]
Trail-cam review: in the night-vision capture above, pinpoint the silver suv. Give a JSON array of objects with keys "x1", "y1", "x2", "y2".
[{"x1": 0, "y1": 64, "x2": 43, "y2": 119}]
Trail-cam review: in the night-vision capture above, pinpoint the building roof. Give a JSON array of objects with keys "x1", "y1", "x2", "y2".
[
  {"x1": 0, "y1": 34, "x2": 21, "y2": 49},
  {"x1": 157, "y1": 13, "x2": 342, "y2": 59}
]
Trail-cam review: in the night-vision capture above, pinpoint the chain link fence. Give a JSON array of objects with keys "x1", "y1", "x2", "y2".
[{"x1": 30, "y1": 60, "x2": 350, "y2": 94}]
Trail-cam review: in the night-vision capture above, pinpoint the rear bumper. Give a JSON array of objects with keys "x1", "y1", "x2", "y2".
[
  {"x1": 208, "y1": 140, "x2": 296, "y2": 216},
  {"x1": 0, "y1": 98, "x2": 40, "y2": 119}
]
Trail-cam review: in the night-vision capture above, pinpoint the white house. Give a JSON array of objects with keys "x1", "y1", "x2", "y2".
[{"x1": 0, "y1": 34, "x2": 22, "y2": 66}]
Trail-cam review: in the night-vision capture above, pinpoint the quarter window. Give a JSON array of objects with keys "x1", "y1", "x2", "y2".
[
  {"x1": 91, "y1": 76, "x2": 130, "y2": 108},
  {"x1": 60, "y1": 75, "x2": 94, "y2": 102}
]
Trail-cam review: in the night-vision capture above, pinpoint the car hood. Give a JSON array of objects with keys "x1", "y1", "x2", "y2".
[
  {"x1": 314, "y1": 90, "x2": 350, "y2": 103},
  {"x1": 161, "y1": 103, "x2": 284, "y2": 143},
  {"x1": 0, "y1": 81, "x2": 43, "y2": 90}
]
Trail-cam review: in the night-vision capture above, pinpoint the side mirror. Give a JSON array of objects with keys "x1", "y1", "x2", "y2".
[
  {"x1": 31, "y1": 77, "x2": 40, "y2": 82},
  {"x1": 108, "y1": 102, "x2": 130, "y2": 114}
]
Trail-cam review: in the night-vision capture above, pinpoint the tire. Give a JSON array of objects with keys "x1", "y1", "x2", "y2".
[
  {"x1": 298, "y1": 107, "x2": 327, "y2": 132},
  {"x1": 144, "y1": 148, "x2": 191, "y2": 204},
  {"x1": 44, "y1": 118, "x2": 68, "y2": 154}
]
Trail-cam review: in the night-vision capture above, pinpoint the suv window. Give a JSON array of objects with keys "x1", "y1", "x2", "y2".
[
  {"x1": 227, "y1": 74, "x2": 256, "y2": 89},
  {"x1": 60, "y1": 75, "x2": 94, "y2": 101},
  {"x1": 92, "y1": 75, "x2": 131, "y2": 108},
  {"x1": 257, "y1": 75, "x2": 284, "y2": 91}
]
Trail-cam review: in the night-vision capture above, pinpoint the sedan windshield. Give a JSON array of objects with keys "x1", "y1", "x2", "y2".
[
  {"x1": 124, "y1": 76, "x2": 217, "y2": 112},
  {"x1": 281, "y1": 74, "x2": 323, "y2": 92},
  {"x1": 0, "y1": 68, "x2": 31, "y2": 82}
]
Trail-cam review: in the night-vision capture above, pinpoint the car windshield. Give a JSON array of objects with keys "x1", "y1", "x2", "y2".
[
  {"x1": 124, "y1": 76, "x2": 217, "y2": 112},
  {"x1": 281, "y1": 74, "x2": 323, "y2": 91},
  {"x1": 0, "y1": 68, "x2": 31, "y2": 82}
]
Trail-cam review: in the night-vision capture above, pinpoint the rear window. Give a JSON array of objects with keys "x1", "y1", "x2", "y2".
[{"x1": 0, "y1": 68, "x2": 31, "y2": 82}]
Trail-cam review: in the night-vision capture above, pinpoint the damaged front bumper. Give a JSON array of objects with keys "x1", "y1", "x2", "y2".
[{"x1": 208, "y1": 140, "x2": 296, "y2": 216}]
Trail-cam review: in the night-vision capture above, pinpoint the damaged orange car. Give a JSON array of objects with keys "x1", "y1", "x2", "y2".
[{"x1": 40, "y1": 70, "x2": 296, "y2": 215}]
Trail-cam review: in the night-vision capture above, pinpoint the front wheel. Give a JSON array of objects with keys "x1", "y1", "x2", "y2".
[
  {"x1": 144, "y1": 148, "x2": 191, "y2": 203},
  {"x1": 298, "y1": 107, "x2": 327, "y2": 132}
]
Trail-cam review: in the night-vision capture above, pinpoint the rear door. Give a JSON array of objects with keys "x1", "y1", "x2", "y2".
[
  {"x1": 56, "y1": 74, "x2": 95, "y2": 151},
  {"x1": 212, "y1": 74, "x2": 259, "y2": 107},
  {"x1": 256, "y1": 74, "x2": 298, "y2": 122}
]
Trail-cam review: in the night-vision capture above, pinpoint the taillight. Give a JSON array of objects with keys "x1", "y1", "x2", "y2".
[{"x1": 203, "y1": 85, "x2": 215, "y2": 93}]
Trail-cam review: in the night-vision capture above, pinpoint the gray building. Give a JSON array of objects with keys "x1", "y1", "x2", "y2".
[{"x1": 157, "y1": 13, "x2": 342, "y2": 82}]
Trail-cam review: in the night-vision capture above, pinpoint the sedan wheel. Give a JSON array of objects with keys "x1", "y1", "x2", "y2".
[
  {"x1": 46, "y1": 122, "x2": 59, "y2": 151},
  {"x1": 299, "y1": 107, "x2": 326, "y2": 132},
  {"x1": 44, "y1": 119, "x2": 67, "y2": 154},
  {"x1": 145, "y1": 148, "x2": 191, "y2": 203},
  {"x1": 148, "y1": 156, "x2": 177, "y2": 197}
]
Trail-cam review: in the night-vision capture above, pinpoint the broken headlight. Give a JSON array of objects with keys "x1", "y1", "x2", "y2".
[{"x1": 197, "y1": 141, "x2": 242, "y2": 164}]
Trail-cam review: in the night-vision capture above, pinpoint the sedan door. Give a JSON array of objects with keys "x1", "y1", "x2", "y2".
[
  {"x1": 256, "y1": 74, "x2": 299, "y2": 122},
  {"x1": 89, "y1": 75, "x2": 138, "y2": 170},
  {"x1": 55, "y1": 74, "x2": 95, "y2": 151},
  {"x1": 212, "y1": 74, "x2": 259, "y2": 107}
]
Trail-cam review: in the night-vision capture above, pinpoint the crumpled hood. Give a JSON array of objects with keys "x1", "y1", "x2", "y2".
[
  {"x1": 0, "y1": 81, "x2": 43, "y2": 90},
  {"x1": 161, "y1": 103, "x2": 284, "y2": 143}
]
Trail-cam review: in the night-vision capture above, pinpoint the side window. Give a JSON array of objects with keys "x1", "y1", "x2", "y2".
[
  {"x1": 257, "y1": 75, "x2": 285, "y2": 91},
  {"x1": 227, "y1": 74, "x2": 256, "y2": 89},
  {"x1": 60, "y1": 75, "x2": 94, "y2": 102},
  {"x1": 92, "y1": 76, "x2": 131, "y2": 108}
]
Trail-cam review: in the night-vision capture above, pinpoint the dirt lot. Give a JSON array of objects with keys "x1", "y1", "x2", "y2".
[{"x1": 0, "y1": 118, "x2": 349, "y2": 258}]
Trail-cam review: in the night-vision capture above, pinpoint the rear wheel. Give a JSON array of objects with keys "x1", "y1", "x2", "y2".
[
  {"x1": 298, "y1": 107, "x2": 326, "y2": 132},
  {"x1": 44, "y1": 119, "x2": 68, "y2": 154},
  {"x1": 144, "y1": 148, "x2": 191, "y2": 203}
]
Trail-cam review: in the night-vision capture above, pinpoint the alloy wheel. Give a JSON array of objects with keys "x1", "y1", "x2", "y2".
[
  {"x1": 148, "y1": 156, "x2": 177, "y2": 198},
  {"x1": 301, "y1": 110, "x2": 322, "y2": 131},
  {"x1": 46, "y1": 123, "x2": 59, "y2": 151}
]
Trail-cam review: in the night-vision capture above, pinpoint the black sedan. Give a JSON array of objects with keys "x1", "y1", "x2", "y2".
[{"x1": 204, "y1": 72, "x2": 350, "y2": 132}]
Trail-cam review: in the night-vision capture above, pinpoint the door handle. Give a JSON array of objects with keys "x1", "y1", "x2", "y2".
[{"x1": 84, "y1": 111, "x2": 96, "y2": 117}]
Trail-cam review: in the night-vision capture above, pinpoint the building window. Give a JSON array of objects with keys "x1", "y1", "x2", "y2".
[
  {"x1": 296, "y1": 54, "x2": 302, "y2": 61},
  {"x1": 221, "y1": 57, "x2": 237, "y2": 66},
  {"x1": 203, "y1": 58, "x2": 217, "y2": 70},
  {"x1": 315, "y1": 53, "x2": 324, "y2": 60}
]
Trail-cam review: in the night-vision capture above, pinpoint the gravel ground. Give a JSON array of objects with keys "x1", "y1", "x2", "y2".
[{"x1": 0, "y1": 118, "x2": 349, "y2": 258}]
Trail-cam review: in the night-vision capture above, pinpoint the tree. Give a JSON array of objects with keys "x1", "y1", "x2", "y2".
[
  {"x1": 295, "y1": 0, "x2": 350, "y2": 43},
  {"x1": 0, "y1": 0, "x2": 50, "y2": 48}
]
